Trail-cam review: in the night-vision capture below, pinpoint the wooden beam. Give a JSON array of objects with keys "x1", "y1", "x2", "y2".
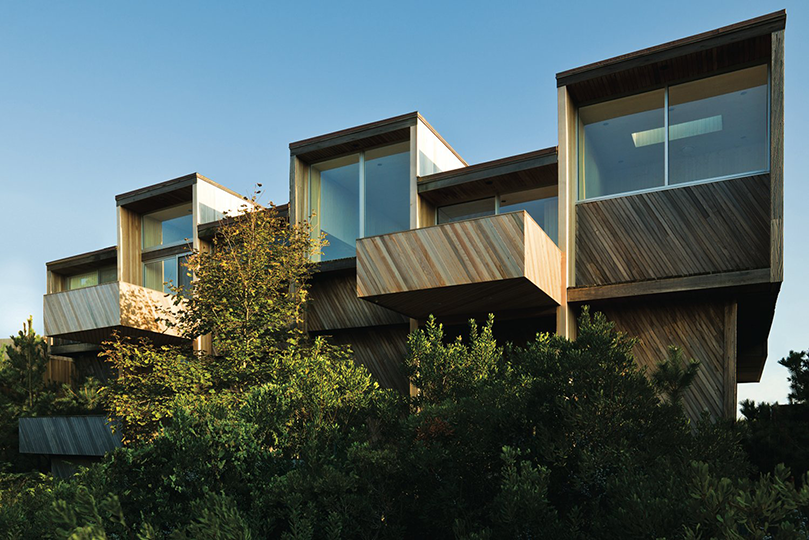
[
  {"x1": 724, "y1": 302, "x2": 738, "y2": 419},
  {"x1": 770, "y1": 29, "x2": 785, "y2": 283},
  {"x1": 568, "y1": 268, "x2": 771, "y2": 303},
  {"x1": 417, "y1": 148, "x2": 557, "y2": 193},
  {"x1": 556, "y1": 10, "x2": 786, "y2": 87},
  {"x1": 289, "y1": 114, "x2": 418, "y2": 157}
]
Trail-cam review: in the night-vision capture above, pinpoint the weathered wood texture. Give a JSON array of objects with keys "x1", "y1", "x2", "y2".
[
  {"x1": 357, "y1": 211, "x2": 562, "y2": 319},
  {"x1": 19, "y1": 416, "x2": 122, "y2": 456},
  {"x1": 598, "y1": 298, "x2": 735, "y2": 420},
  {"x1": 324, "y1": 326, "x2": 410, "y2": 394},
  {"x1": 45, "y1": 356, "x2": 75, "y2": 386},
  {"x1": 576, "y1": 175, "x2": 770, "y2": 287},
  {"x1": 770, "y1": 30, "x2": 785, "y2": 283},
  {"x1": 44, "y1": 282, "x2": 184, "y2": 345},
  {"x1": 568, "y1": 268, "x2": 771, "y2": 303},
  {"x1": 117, "y1": 207, "x2": 142, "y2": 285},
  {"x1": 307, "y1": 271, "x2": 408, "y2": 332}
]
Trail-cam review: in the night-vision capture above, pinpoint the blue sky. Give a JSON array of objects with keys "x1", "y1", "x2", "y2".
[{"x1": 0, "y1": 1, "x2": 805, "y2": 406}]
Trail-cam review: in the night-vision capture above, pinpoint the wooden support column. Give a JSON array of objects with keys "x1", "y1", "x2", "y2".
[
  {"x1": 556, "y1": 85, "x2": 576, "y2": 339},
  {"x1": 117, "y1": 206, "x2": 141, "y2": 285},
  {"x1": 770, "y1": 29, "x2": 785, "y2": 284},
  {"x1": 723, "y1": 301, "x2": 738, "y2": 419}
]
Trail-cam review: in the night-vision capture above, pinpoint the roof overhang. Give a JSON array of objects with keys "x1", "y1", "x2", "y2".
[
  {"x1": 418, "y1": 148, "x2": 558, "y2": 206},
  {"x1": 556, "y1": 10, "x2": 786, "y2": 105}
]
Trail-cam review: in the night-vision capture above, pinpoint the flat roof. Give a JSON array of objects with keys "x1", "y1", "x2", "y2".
[
  {"x1": 418, "y1": 147, "x2": 557, "y2": 206},
  {"x1": 289, "y1": 111, "x2": 466, "y2": 166},
  {"x1": 556, "y1": 10, "x2": 786, "y2": 88}
]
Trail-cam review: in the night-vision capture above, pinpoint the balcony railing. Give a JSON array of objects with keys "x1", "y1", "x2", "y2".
[
  {"x1": 356, "y1": 211, "x2": 562, "y2": 319},
  {"x1": 43, "y1": 281, "x2": 185, "y2": 345}
]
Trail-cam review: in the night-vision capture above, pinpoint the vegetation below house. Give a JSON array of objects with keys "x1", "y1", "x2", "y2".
[{"x1": 0, "y1": 198, "x2": 807, "y2": 538}]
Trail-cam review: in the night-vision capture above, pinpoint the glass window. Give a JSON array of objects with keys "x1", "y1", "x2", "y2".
[
  {"x1": 365, "y1": 142, "x2": 410, "y2": 237},
  {"x1": 500, "y1": 190, "x2": 558, "y2": 245},
  {"x1": 578, "y1": 90, "x2": 665, "y2": 200},
  {"x1": 310, "y1": 154, "x2": 360, "y2": 261},
  {"x1": 437, "y1": 198, "x2": 496, "y2": 224},
  {"x1": 142, "y1": 203, "x2": 193, "y2": 250},
  {"x1": 669, "y1": 65, "x2": 768, "y2": 184},
  {"x1": 99, "y1": 265, "x2": 117, "y2": 284},
  {"x1": 308, "y1": 142, "x2": 411, "y2": 262},
  {"x1": 66, "y1": 265, "x2": 118, "y2": 290},
  {"x1": 143, "y1": 256, "x2": 179, "y2": 294},
  {"x1": 68, "y1": 271, "x2": 98, "y2": 290}
]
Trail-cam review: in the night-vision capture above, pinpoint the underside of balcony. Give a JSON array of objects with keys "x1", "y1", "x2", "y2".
[
  {"x1": 43, "y1": 281, "x2": 186, "y2": 345},
  {"x1": 356, "y1": 211, "x2": 562, "y2": 319}
]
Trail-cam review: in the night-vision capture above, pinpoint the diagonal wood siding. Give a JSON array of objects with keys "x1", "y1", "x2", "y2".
[
  {"x1": 576, "y1": 175, "x2": 770, "y2": 287},
  {"x1": 308, "y1": 272, "x2": 408, "y2": 332},
  {"x1": 357, "y1": 211, "x2": 562, "y2": 318},
  {"x1": 598, "y1": 299, "x2": 735, "y2": 420},
  {"x1": 323, "y1": 326, "x2": 410, "y2": 394},
  {"x1": 44, "y1": 282, "x2": 183, "y2": 344}
]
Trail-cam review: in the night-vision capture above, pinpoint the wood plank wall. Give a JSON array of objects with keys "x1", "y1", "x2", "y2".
[
  {"x1": 358, "y1": 212, "x2": 530, "y2": 298},
  {"x1": 597, "y1": 298, "x2": 737, "y2": 420},
  {"x1": 45, "y1": 356, "x2": 75, "y2": 386},
  {"x1": 770, "y1": 30, "x2": 785, "y2": 283},
  {"x1": 308, "y1": 272, "x2": 408, "y2": 332},
  {"x1": 576, "y1": 175, "x2": 770, "y2": 287},
  {"x1": 117, "y1": 206, "x2": 142, "y2": 285},
  {"x1": 325, "y1": 325, "x2": 410, "y2": 394}
]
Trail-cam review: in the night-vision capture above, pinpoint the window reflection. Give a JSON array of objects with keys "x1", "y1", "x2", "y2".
[
  {"x1": 578, "y1": 90, "x2": 665, "y2": 200},
  {"x1": 365, "y1": 142, "x2": 410, "y2": 237},
  {"x1": 310, "y1": 155, "x2": 360, "y2": 261},
  {"x1": 142, "y1": 203, "x2": 193, "y2": 250},
  {"x1": 669, "y1": 65, "x2": 768, "y2": 184}
]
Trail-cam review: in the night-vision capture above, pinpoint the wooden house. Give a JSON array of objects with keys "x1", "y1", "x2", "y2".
[{"x1": 40, "y1": 11, "x2": 786, "y2": 440}]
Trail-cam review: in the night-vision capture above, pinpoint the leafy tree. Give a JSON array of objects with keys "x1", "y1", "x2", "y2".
[{"x1": 102, "y1": 197, "x2": 327, "y2": 444}]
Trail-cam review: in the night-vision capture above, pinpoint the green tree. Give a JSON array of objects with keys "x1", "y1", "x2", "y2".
[
  {"x1": 1, "y1": 316, "x2": 49, "y2": 410},
  {"x1": 102, "y1": 197, "x2": 326, "y2": 444}
]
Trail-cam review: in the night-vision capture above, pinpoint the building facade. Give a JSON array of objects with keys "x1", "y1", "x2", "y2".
[{"x1": 40, "y1": 10, "x2": 785, "y2": 448}]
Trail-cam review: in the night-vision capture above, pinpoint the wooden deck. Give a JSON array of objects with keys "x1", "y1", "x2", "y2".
[{"x1": 356, "y1": 211, "x2": 562, "y2": 319}]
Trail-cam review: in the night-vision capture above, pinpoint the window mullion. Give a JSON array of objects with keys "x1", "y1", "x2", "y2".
[
  {"x1": 359, "y1": 151, "x2": 366, "y2": 238},
  {"x1": 664, "y1": 86, "x2": 669, "y2": 186}
]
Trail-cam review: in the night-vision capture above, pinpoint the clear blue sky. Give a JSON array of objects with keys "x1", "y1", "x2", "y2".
[{"x1": 0, "y1": 0, "x2": 805, "y2": 406}]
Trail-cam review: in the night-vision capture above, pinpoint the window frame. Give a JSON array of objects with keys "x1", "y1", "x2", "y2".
[
  {"x1": 307, "y1": 141, "x2": 410, "y2": 261},
  {"x1": 575, "y1": 64, "x2": 771, "y2": 204}
]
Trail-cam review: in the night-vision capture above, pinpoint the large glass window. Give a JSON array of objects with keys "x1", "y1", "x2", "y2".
[
  {"x1": 578, "y1": 65, "x2": 769, "y2": 201},
  {"x1": 578, "y1": 90, "x2": 665, "y2": 200},
  {"x1": 142, "y1": 203, "x2": 193, "y2": 250},
  {"x1": 669, "y1": 65, "x2": 768, "y2": 184},
  {"x1": 66, "y1": 265, "x2": 116, "y2": 290},
  {"x1": 309, "y1": 143, "x2": 409, "y2": 261},
  {"x1": 143, "y1": 254, "x2": 191, "y2": 295},
  {"x1": 365, "y1": 142, "x2": 410, "y2": 237}
]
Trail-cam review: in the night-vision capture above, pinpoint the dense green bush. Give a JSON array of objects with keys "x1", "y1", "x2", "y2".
[{"x1": 3, "y1": 309, "x2": 805, "y2": 539}]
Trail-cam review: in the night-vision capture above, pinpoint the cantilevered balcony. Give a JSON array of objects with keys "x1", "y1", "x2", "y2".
[
  {"x1": 43, "y1": 281, "x2": 185, "y2": 345},
  {"x1": 356, "y1": 211, "x2": 562, "y2": 319}
]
